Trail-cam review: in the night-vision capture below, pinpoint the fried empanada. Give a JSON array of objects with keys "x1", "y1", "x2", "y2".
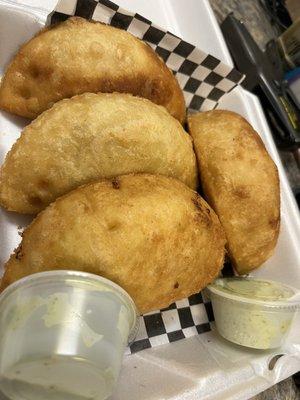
[
  {"x1": 0, "y1": 17, "x2": 185, "y2": 122},
  {"x1": 188, "y1": 110, "x2": 280, "y2": 274},
  {"x1": 0, "y1": 93, "x2": 197, "y2": 214},
  {"x1": 1, "y1": 174, "x2": 226, "y2": 313}
]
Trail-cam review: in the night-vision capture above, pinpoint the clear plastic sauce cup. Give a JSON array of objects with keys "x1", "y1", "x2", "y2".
[
  {"x1": 207, "y1": 277, "x2": 300, "y2": 349},
  {"x1": 0, "y1": 270, "x2": 139, "y2": 400}
]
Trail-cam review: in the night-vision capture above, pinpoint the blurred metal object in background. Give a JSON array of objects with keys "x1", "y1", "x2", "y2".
[
  {"x1": 259, "y1": 0, "x2": 292, "y2": 32},
  {"x1": 286, "y1": 0, "x2": 300, "y2": 22},
  {"x1": 221, "y1": 14, "x2": 300, "y2": 151},
  {"x1": 278, "y1": 19, "x2": 300, "y2": 68}
]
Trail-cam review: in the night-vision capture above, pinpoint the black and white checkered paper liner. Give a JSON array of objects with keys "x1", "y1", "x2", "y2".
[
  {"x1": 126, "y1": 292, "x2": 214, "y2": 354},
  {"x1": 48, "y1": 0, "x2": 244, "y2": 113},
  {"x1": 47, "y1": 0, "x2": 239, "y2": 353}
]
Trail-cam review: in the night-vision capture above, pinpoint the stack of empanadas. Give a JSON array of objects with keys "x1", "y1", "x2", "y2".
[{"x1": 0, "y1": 17, "x2": 280, "y2": 313}]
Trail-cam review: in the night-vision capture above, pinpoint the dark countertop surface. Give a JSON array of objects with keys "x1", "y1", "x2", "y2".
[{"x1": 209, "y1": 1, "x2": 300, "y2": 399}]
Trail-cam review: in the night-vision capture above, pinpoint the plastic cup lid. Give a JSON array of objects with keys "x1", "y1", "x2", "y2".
[{"x1": 0, "y1": 270, "x2": 140, "y2": 342}]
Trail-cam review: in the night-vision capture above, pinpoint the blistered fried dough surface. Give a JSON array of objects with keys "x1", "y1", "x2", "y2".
[
  {"x1": 1, "y1": 174, "x2": 226, "y2": 313},
  {"x1": 188, "y1": 110, "x2": 280, "y2": 274},
  {"x1": 0, "y1": 17, "x2": 185, "y2": 122},
  {"x1": 0, "y1": 93, "x2": 197, "y2": 214}
]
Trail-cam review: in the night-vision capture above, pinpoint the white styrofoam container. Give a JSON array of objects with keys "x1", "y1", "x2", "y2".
[{"x1": 0, "y1": 1, "x2": 299, "y2": 399}]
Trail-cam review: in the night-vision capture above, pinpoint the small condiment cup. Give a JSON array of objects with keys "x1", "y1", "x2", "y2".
[
  {"x1": 0, "y1": 270, "x2": 139, "y2": 400},
  {"x1": 207, "y1": 277, "x2": 300, "y2": 349}
]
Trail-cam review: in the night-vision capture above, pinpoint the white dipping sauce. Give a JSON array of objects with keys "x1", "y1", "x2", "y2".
[{"x1": 208, "y1": 278, "x2": 300, "y2": 349}]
